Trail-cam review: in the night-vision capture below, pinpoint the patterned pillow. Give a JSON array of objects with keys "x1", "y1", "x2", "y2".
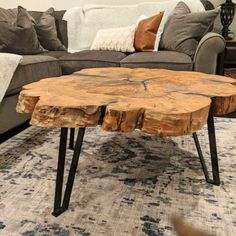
[{"x1": 90, "y1": 25, "x2": 136, "y2": 53}]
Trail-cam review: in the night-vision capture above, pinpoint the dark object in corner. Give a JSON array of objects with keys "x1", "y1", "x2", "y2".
[{"x1": 220, "y1": 0, "x2": 236, "y2": 40}]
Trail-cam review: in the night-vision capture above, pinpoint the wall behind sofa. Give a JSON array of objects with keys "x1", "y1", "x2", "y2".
[
  {"x1": 2, "y1": 0, "x2": 171, "y2": 9},
  {"x1": 0, "y1": 0, "x2": 235, "y2": 35}
]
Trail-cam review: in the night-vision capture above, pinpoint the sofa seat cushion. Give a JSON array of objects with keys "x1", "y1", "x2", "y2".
[
  {"x1": 120, "y1": 51, "x2": 193, "y2": 71},
  {"x1": 40, "y1": 50, "x2": 70, "y2": 58},
  {"x1": 6, "y1": 55, "x2": 62, "y2": 97},
  {"x1": 59, "y1": 50, "x2": 128, "y2": 74}
]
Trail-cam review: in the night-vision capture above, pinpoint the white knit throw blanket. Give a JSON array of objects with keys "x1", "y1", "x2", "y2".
[
  {"x1": 0, "y1": 53, "x2": 22, "y2": 103},
  {"x1": 63, "y1": 0, "x2": 205, "y2": 53}
]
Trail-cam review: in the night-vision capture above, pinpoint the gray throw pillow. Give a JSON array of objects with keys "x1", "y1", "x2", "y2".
[
  {"x1": 0, "y1": 8, "x2": 17, "y2": 22},
  {"x1": 159, "y1": 2, "x2": 220, "y2": 57},
  {"x1": 35, "y1": 8, "x2": 66, "y2": 51},
  {"x1": 0, "y1": 6, "x2": 44, "y2": 54}
]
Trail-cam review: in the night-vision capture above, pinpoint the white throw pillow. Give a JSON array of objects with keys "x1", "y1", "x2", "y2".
[{"x1": 90, "y1": 25, "x2": 136, "y2": 52}]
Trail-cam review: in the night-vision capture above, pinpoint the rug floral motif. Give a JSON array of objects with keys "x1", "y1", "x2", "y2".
[{"x1": 0, "y1": 118, "x2": 235, "y2": 236}]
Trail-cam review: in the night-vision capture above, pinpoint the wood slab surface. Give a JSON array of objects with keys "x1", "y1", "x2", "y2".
[{"x1": 16, "y1": 68, "x2": 236, "y2": 136}]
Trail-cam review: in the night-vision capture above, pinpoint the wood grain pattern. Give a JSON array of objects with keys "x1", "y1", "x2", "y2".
[{"x1": 16, "y1": 68, "x2": 236, "y2": 136}]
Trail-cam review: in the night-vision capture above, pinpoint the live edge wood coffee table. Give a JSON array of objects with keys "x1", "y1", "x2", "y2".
[{"x1": 16, "y1": 68, "x2": 236, "y2": 216}]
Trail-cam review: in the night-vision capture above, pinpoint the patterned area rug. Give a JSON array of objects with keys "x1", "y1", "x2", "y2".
[
  {"x1": 0, "y1": 118, "x2": 236, "y2": 236},
  {"x1": 225, "y1": 68, "x2": 236, "y2": 80}
]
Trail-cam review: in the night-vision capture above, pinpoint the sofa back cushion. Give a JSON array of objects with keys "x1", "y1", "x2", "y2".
[
  {"x1": 21, "y1": 0, "x2": 212, "y2": 52},
  {"x1": 0, "y1": 6, "x2": 44, "y2": 55},
  {"x1": 0, "y1": 8, "x2": 17, "y2": 22},
  {"x1": 26, "y1": 0, "x2": 212, "y2": 52},
  {"x1": 159, "y1": 2, "x2": 219, "y2": 57},
  {"x1": 28, "y1": 10, "x2": 68, "y2": 48},
  {"x1": 64, "y1": 0, "x2": 206, "y2": 52},
  {"x1": 35, "y1": 8, "x2": 67, "y2": 51}
]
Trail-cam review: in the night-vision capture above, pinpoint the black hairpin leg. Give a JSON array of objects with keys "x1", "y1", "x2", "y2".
[
  {"x1": 192, "y1": 114, "x2": 220, "y2": 186},
  {"x1": 69, "y1": 128, "x2": 75, "y2": 150},
  {"x1": 52, "y1": 127, "x2": 86, "y2": 217}
]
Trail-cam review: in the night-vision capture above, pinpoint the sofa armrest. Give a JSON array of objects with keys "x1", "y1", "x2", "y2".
[{"x1": 193, "y1": 32, "x2": 225, "y2": 74}]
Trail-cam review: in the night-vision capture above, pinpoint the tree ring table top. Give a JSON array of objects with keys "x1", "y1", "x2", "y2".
[{"x1": 16, "y1": 68, "x2": 236, "y2": 136}]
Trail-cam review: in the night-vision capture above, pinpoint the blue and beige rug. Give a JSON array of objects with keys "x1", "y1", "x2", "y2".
[{"x1": 0, "y1": 118, "x2": 235, "y2": 236}]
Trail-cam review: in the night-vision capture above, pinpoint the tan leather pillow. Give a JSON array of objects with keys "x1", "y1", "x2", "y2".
[{"x1": 134, "y1": 11, "x2": 164, "y2": 52}]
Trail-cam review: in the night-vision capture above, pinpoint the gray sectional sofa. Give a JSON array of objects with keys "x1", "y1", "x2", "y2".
[{"x1": 0, "y1": 0, "x2": 226, "y2": 135}]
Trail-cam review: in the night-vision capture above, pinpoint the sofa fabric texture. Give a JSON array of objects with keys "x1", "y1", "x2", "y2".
[
  {"x1": 40, "y1": 51, "x2": 69, "y2": 59},
  {"x1": 0, "y1": 94, "x2": 30, "y2": 134},
  {"x1": 0, "y1": 7, "x2": 17, "y2": 22},
  {"x1": 193, "y1": 32, "x2": 225, "y2": 74},
  {"x1": 59, "y1": 50, "x2": 128, "y2": 74},
  {"x1": 159, "y1": 2, "x2": 219, "y2": 57},
  {"x1": 120, "y1": 51, "x2": 193, "y2": 71},
  {"x1": 6, "y1": 55, "x2": 62, "y2": 96},
  {"x1": 0, "y1": 6, "x2": 44, "y2": 55},
  {"x1": 35, "y1": 8, "x2": 67, "y2": 51}
]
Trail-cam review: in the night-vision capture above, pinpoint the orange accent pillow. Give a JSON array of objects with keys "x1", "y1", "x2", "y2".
[{"x1": 134, "y1": 11, "x2": 164, "y2": 51}]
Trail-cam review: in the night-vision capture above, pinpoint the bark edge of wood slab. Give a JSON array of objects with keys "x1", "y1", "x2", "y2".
[{"x1": 16, "y1": 68, "x2": 236, "y2": 136}]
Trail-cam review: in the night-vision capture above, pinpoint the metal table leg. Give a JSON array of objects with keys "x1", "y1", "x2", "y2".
[
  {"x1": 52, "y1": 127, "x2": 85, "y2": 217},
  {"x1": 69, "y1": 128, "x2": 75, "y2": 150},
  {"x1": 192, "y1": 114, "x2": 220, "y2": 186},
  {"x1": 52, "y1": 114, "x2": 220, "y2": 217}
]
